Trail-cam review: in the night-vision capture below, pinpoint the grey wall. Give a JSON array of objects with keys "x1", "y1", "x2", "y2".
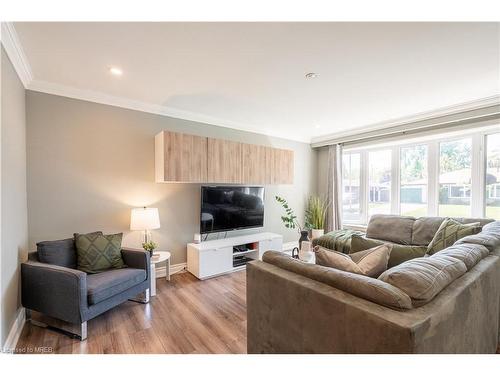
[
  {"x1": 1, "y1": 47, "x2": 28, "y2": 346},
  {"x1": 26, "y1": 91, "x2": 317, "y2": 265}
]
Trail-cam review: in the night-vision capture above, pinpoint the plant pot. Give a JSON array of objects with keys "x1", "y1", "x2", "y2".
[
  {"x1": 299, "y1": 230, "x2": 309, "y2": 249},
  {"x1": 311, "y1": 229, "x2": 324, "y2": 240}
]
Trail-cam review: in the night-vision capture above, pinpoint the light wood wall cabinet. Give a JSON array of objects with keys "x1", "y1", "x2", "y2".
[
  {"x1": 207, "y1": 138, "x2": 242, "y2": 183},
  {"x1": 155, "y1": 131, "x2": 294, "y2": 184},
  {"x1": 264, "y1": 147, "x2": 294, "y2": 185},
  {"x1": 155, "y1": 131, "x2": 208, "y2": 182},
  {"x1": 242, "y1": 144, "x2": 267, "y2": 184}
]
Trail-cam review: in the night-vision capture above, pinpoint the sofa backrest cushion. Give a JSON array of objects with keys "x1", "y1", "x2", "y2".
[
  {"x1": 434, "y1": 243, "x2": 489, "y2": 270},
  {"x1": 366, "y1": 214, "x2": 415, "y2": 245},
  {"x1": 262, "y1": 251, "x2": 412, "y2": 310},
  {"x1": 454, "y1": 221, "x2": 500, "y2": 253},
  {"x1": 350, "y1": 235, "x2": 428, "y2": 268},
  {"x1": 36, "y1": 238, "x2": 78, "y2": 268},
  {"x1": 314, "y1": 244, "x2": 391, "y2": 278},
  {"x1": 378, "y1": 253, "x2": 467, "y2": 306},
  {"x1": 411, "y1": 217, "x2": 445, "y2": 246},
  {"x1": 482, "y1": 220, "x2": 500, "y2": 235}
]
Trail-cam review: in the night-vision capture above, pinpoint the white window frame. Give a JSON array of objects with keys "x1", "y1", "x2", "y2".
[{"x1": 341, "y1": 128, "x2": 500, "y2": 225}]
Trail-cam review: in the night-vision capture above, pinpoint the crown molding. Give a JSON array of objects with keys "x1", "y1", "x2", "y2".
[
  {"x1": 311, "y1": 95, "x2": 500, "y2": 147},
  {"x1": 0, "y1": 22, "x2": 33, "y2": 88},
  {"x1": 27, "y1": 79, "x2": 310, "y2": 143}
]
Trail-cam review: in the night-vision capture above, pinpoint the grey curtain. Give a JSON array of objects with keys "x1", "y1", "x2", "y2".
[{"x1": 326, "y1": 144, "x2": 343, "y2": 232}]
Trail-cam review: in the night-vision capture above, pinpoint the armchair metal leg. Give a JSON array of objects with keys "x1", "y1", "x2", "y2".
[
  {"x1": 129, "y1": 288, "x2": 150, "y2": 304},
  {"x1": 80, "y1": 322, "x2": 88, "y2": 341},
  {"x1": 25, "y1": 310, "x2": 88, "y2": 341}
]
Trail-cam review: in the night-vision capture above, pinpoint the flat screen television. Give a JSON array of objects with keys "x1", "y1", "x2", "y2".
[{"x1": 200, "y1": 186, "x2": 265, "y2": 234}]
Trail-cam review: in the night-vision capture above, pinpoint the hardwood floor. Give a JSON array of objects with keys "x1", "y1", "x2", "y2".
[
  {"x1": 16, "y1": 270, "x2": 247, "y2": 354},
  {"x1": 14, "y1": 268, "x2": 500, "y2": 354}
]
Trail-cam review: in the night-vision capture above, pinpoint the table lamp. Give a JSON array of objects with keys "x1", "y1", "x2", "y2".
[{"x1": 130, "y1": 207, "x2": 161, "y2": 244}]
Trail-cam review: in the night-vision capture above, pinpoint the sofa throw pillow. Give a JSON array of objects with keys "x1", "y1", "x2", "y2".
[
  {"x1": 75, "y1": 232, "x2": 125, "y2": 273},
  {"x1": 427, "y1": 218, "x2": 480, "y2": 255},
  {"x1": 350, "y1": 234, "x2": 428, "y2": 268},
  {"x1": 314, "y1": 244, "x2": 392, "y2": 278}
]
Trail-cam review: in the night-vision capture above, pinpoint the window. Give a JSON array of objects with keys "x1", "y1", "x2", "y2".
[
  {"x1": 368, "y1": 149, "x2": 391, "y2": 216},
  {"x1": 342, "y1": 153, "x2": 361, "y2": 221},
  {"x1": 400, "y1": 145, "x2": 428, "y2": 217},
  {"x1": 486, "y1": 133, "x2": 500, "y2": 219},
  {"x1": 340, "y1": 128, "x2": 499, "y2": 224},
  {"x1": 438, "y1": 139, "x2": 472, "y2": 217}
]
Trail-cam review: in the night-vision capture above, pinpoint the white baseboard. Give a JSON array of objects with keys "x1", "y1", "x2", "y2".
[
  {"x1": 155, "y1": 262, "x2": 187, "y2": 278},
  {"x1": 2, "y1": 307, "x2": 26, "y2": 353}
]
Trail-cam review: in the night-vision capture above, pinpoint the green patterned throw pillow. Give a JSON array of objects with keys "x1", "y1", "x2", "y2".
[
  {"x1": 75, "y1": 232, "x2": 125, "y2": 273},
  {"x1": 427, "y1": 219, "x2": 480, "y2": 255}
]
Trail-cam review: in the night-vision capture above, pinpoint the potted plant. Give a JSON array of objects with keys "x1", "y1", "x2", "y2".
[
  {"x1": 305, "y1": 196, "x2": 329, "y2": 240},
  {"x1": 142, "y1": 240, "x2": 158, "y2": 259},
  {"x1": 275, "y1": 195, "x2": 309, "y2": 248}
]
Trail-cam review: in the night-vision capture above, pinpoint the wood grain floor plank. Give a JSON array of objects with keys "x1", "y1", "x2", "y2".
[{"x1": 16, "y1": 270, "x2": 247, "y2": 354}]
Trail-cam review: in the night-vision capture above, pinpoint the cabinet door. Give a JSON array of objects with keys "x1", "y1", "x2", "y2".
[
  {"x1": 207, "y1": 138, "x2": 242, "y2": 183},
  {"x1": 242, "y1": 143, "x2": 266, "y2": 184},
  {"x1": 198, "y1": 246, "x2": 233, "y2": 278},
  {"x1": 264, "y1": 147, "x2": 294, "y2": 184},
  {"x1": 275, "y1": 149, "x2": 294, "y2": 184},
  {"x1": 156, "y1": 131, "x2": 207, "y2": 182}
]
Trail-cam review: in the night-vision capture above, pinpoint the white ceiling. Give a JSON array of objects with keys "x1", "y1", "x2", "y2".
[{"x1": 11, "y1": 22, "x2": 500, "y2": 143}]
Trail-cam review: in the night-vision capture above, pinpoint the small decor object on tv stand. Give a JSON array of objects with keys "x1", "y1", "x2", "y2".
[{"x1": 194, "y1": 233, "x2": 201, "y2": 244}]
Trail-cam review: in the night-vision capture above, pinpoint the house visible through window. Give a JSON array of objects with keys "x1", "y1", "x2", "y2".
[
  {"x1": 438, "y1": 139, "x2": 472, "y2": 217},
  {"x1": 368, "y1": 149, "x2": 391, "y2": 216},
  {"x1": 341, "y1": 129, "x2": 499, "y2": 224}
]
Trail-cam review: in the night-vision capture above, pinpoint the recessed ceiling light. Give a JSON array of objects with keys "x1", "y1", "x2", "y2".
[
  {"x1": 315, "y1": 124, "x2": 321, "y2": 129},
  {"x1": 305, "y1": 72, "x2": 318, "y2": 79},
  {"x1": 109, "y1": 67, "x2": 123, "y2": 76}
]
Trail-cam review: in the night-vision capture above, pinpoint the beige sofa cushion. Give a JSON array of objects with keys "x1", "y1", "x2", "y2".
[
  {"x1": 314, "y1": 244, "x2": 391, "y2": 278},
  {"x1": 427, "y1": 218, "x2": 480, "y2": 255},
  {"x1": 435, "y1": 243, "x2": 489, "y2": 270},
  {"x1": 411, "y1": 217, "x2": 445, "y2": 246},
  {"x1": 351, "y1": 235, "x2": 427, "y2": 268},
  {"x1": 366, "y1": 214, "x2": 415, "y2": 245},
  {"x1": 378, "y1": 254, "x2": 467, "y2": 306},
  {"x1": 262, "y1": 251, "x2": 412, "y2": 310},
  {"x1": 454, "y1": 223, "x2": 500, "y2": 253}
]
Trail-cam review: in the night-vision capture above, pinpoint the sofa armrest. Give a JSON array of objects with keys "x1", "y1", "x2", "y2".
[
  {"x1": 121, "y1": 248, "x2": 151, "y2": 280},
  {"x1": 21, "y1": 261, "x2": 87, "y2": 324}
]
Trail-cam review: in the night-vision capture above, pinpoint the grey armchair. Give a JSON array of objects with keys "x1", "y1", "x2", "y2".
[{"x1": 21, "y1": 239, "x2": 151, "y2": 341}]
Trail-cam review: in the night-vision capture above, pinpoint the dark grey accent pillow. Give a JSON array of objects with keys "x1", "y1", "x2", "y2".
[
  {"x1": 37, "y1": 238, "x2": 78, "y2": 268},
  {"x1": 37, "y1": 231, "x2": 103, "y2": 268},
  {"x1": 366, "y1": 214, "x2": 415, "y2": 245}
]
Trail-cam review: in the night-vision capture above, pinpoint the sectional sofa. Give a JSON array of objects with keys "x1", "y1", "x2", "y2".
[{"x1": 247, "y1": 215, "x2": 500, "y2": 353}]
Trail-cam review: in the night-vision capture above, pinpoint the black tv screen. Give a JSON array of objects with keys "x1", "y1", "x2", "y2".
[{"x1": 200, "y1": 186, "x2": 265, "y2": 234}]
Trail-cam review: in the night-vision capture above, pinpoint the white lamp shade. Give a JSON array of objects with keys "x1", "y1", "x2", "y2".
[{"x1": 130, "y1": 207, "x2": 160, "y2": 230}]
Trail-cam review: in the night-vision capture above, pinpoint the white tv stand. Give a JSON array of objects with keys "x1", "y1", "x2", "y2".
[{"x1": 187, "y1": 232, "x2": 283, "y2": 279}]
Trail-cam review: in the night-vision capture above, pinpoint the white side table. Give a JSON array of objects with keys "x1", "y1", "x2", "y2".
[{"x1": 150, "y1": 251, "x2": 171, "y2": 297}]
